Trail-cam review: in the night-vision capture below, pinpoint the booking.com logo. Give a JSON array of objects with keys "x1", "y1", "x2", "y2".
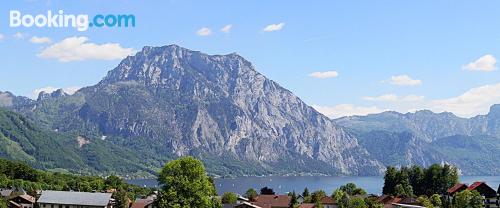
[{"x1": 9, "y1": 10, "x2": 135, "y2": 31}]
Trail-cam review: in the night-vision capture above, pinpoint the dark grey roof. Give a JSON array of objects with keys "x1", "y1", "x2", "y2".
[
  {"x1": 1, "y1": 189, "x2": 12, "y2": 197},
  {"x1": 37, "y1": 191, "x2": 112, "y2": 206}
]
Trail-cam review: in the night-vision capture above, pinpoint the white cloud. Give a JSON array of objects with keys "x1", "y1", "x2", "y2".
[
  {"x1": 13, "y1": 32, "x2": 26, "y2": 39},
  {"x1": 363, "y1": 94, "x2": 424, "y2": 102},
  {"x1": 462, "y1": 54, "x2": 497, "y2": 72},
  {"x1": 387, "y1": 75, "x2": 422, "y2": 86},
  {"x1": 221, "y1": 24, "x2": 232, "y2": 33},
  {"x1": 37, "y1": 36, "x2": 135, "y2": 62},
  {"x1": 30, "y1": 36, "x2": 52, "y2": 44},
  {"x1": 313, "y1": 82, "x2": 500, "y2": 118},
  {"x1": 428, "y1": 83, "x2": 500, "y2": 117},
  {"x1": 0, "y1": 34, "x2": 4, "y2": 41},
  {"x1": 308, "y1": 71, "x2": 339, "y2": 79},
  {"x1": 312, "y1": 104, "x2": 387, "y2": 119},
  {"x1": 263, "y1": 23, "x2": 285, "y2": 32},
  {"x1": 197, "y1": 27, "x2": 212, "y2": 36},
  {"x1": 32, "y1": 86, "x2": 81, "y2": 98}
]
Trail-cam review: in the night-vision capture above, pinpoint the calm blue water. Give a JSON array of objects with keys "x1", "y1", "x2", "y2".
[{"x1": 127, "y1": 176, "x2": 500, "y2": 195}]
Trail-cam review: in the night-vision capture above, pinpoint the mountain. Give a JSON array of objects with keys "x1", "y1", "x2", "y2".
[
  {"x1": 335, "y1": 107, "x2": 500, "y2": 175},
  {"x1": 355, "y1": 131, "x2": 442, "y2": 167},
  {"x1": 335, "y1": 105, "x2": 500, "y2": 142},
  {"x1": 0, "y1": 91, "x2": 34, "y2": 111},
  {"x1": 3, "y1": 45, "x2": 384, "y2": 176},
  {"x1": 0, "y1": 107, "x2": 157, "y2": 177}
]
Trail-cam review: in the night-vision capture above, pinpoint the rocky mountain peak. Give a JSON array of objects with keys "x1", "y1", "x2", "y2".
[
  {"x1": 24, "y1": 44, "x2": 386, "y2": 176},
  {"x1": 101, "y1": 44, "x2": 251, "y2": 87},
  {"x1": 37, "y1": 89, "x2": 69, "y2": 101},
  {"x1": 489, "y1": 104, "x2": 500, "y2": 116}
]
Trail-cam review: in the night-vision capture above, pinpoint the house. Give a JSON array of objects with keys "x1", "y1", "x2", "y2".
[
  {"x1": 391, "y1": 204, "x2": 425, "y2": 208},
  {"x1": 397, "y1": 197, "x2": 419, "y2": 206},
  {"x1": 319, "y1": 196, "x2": 336, "y2": 208},
  {"x1": 467, "y1": 182, "x2": 499, "y2": 208},
  {"x1": 447, "y1": 183, "x2": 468, "y2": 196},
  {"x1": 37, "y1": 191, "x2": 113, "y2": 208},
  {"x1": 235, "y1": 202, "x2": 262, "y2": 208},
  {"x1": 381, "y1": 197, "x2": 403, "y2": 208},
  {"x1": 298, "y1": 203, "x2": 315, "y2": 208},
  {"x1": 237, "y1": 196, "x2": 250, "y2": 204},
  {"x1": 1, "y1": 189, "x2": 13, "y2": 198},
  {"x1": 468, "y1": 182, "x2": 497, "y2": 198},
  {"x1": 252, "y1": 195, "x2": 291, "y2": 208},
  {"x1": 8, "y1": 194, "x2": 36, "y2": 208},
  {"x1": 131, "y1": 198, "x2": 154, "y2": 208},
  {"x1": 377, "y1": 195, "x2": 394, "y2": 204}
]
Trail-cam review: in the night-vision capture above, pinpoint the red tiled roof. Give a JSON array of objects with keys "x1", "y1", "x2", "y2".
[
  {"x1": 131, "y1": 198, "x2": 154, "y2": 208},
  {"x1": 253, "y1": 195, "x2": 291, "y2": 208},
  {"x1": 377, "y1": 195, "x2": 394, "y2": 203},
  {"x1": 388, "y1": 197, "x2": 402, "y2": 204},
  {"x1": 447, "y1": 183, "x2": 468, "y2": 194},
  {"x1": 298, "y1": 203, "x2": 315, "y2": 208},
  {"x1": 467, "y1": 182, "x2": 484, "y2": 191},
  {"x1": 320, "y1": 196, "x2": 335, "y2": 204},
  {"x1": 467, "y1": 181, "x2": 497, "y2": 198}
]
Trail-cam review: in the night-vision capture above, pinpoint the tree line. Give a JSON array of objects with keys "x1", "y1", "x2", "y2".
[
  {"x1": 382, "y1": 164, "x2": 485, "y2": 208},
  {"x1": 0, "y1": 158, "x2": 152, "y2": 207},
  {"x1": 383, "y1": 164, "x2": 459, "y2": 197}
]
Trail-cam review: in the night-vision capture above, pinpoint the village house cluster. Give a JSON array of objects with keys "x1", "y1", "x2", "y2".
[
  {"x1": 0, "y1": 187, "x2": 156, "y2": 208},
  {"x1": 1, "y1": 181, "x2": 499, "y2": 208},
  {"x1": 221, "y1": 181, "x2": 500, "y2": 208}
]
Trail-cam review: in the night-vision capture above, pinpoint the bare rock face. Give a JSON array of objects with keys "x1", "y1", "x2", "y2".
[{"x1": 22, "y1": 45, "x2": 384, "y2": 175}]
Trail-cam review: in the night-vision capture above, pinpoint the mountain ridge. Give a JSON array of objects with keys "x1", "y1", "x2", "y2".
[
  {"x1": 1, "y1": 45, "x2": 385, "y2": 176},
  {"x1": 1, "y1": 45, "x2": 499, "y2": 176}
]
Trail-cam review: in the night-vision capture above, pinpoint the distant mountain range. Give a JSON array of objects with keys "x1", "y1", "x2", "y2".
[
  {"x1": 0, "y1": 45, "x2": 498, "y2": 176},
  {"x1": 335, "y1": 107, "x2": 500, "y2": 175}
]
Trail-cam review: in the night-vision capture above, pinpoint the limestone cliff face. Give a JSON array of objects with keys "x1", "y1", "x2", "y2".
[{"x1": 22, "y1": 45, "x2": 383, "y2": 175}]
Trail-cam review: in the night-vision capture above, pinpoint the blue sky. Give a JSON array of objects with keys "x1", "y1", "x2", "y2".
[{"x1": 1, "y1": 0, "x2": 500, "y2": 118}]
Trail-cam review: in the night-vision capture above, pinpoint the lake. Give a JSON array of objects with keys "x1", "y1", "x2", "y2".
[{"x1": 127, "y1": 176, "x2": 500, "y2": 195}]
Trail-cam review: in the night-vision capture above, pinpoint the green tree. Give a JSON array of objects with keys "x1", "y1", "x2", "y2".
[
  {"x1": 453, "y1": 190, "x2": 484, "y2": 208},
  {"x1": 302, "y1": 187, "x2": 310, "y2": 198},
  {"x1": 340, "y1": 183, "x2": 357, "y2": 195},
  {"x1": 0, "y1": 197, "x2": 7, "y2": 208},
  {"x1": 339, "y1": 183, "x2": 366, "y2": 196},
  {"x1": 260, "y1": 187, "x2": 275, "y2": 195},
  {"x1": 289, "y1": 191, "x2": 298, "y2": 208},
  {"x1": 113, "y1": 189, "x2": 129, "y2": 208},
  {"x1": 394, "y1": 182, "x2": 414, "y2": 197},
  {"x1": 221, "y1": 192, "x2": 238, "y2": 204},
  {"x1": 429, "y1": 194, "x2": 442, "y2": 207},
  {"x1": 105, "y1": 175, "x2": 124, "y2": 189},
  {"x1": 417, "y1": 196, "x2": 433, "y2": 208},
  {"x1": 302, "y1": 187, "x2": 312, "y2": 203},
  {"x1": 332, "y1": 189, "x2": 349, "y2": 208},
  {"x1": 155, "y1": 156, "x2": 218, "y2": 208},
  {"x1": 423, "y1": 164, "x2": 458, "y2": 195},
  {"x1": 311, "y1": 190, "x2": 327, "y2": 203},
  {"x1": 211, "y1": 197, "x2": 223, "y2": 208},
  {"x1": 364, "y1": 197, "x2": 384, "y2": 208},
  {"x1": 408, "y1": 166, "x2": 424, "y2": 195},
  {"x1": 382, "y1": 166, "x2": 397, "y2": 195},
  {"x1": 245, "y1": 188, "x2": 258, "y2": 201},
  {"x1": 315, "y1": 201, "x2": 324, "y2": 208},
  {"x1": 349, "y1": 197, "x2": 368, "y2": 208}
]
